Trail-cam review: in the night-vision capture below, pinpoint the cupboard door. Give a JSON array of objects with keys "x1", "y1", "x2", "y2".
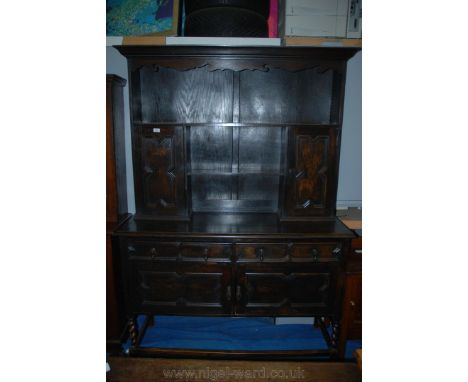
[
  {"x1": 127, "y1": 259, "x2": 232, "y2": 315},
  {"x1": 283, "y1": 127, "x2": 338, "y2": 218},
  {"x1": 235, "y1": 263, "x2": 340, "y2": 316},
  {"x1": 135, "y1": 126, "x2": 187, "y2": 218}
]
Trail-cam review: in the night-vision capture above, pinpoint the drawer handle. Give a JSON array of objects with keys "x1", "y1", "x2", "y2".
[
  {"x1": 333, "y1": 247, "x2": 342, "y2": 258},
  {"x1": 236, "y1": 285, "x2": 242, "y2": 301},
  {"x1": 311, "y1": 248, "x2": 319, "y2": 261},
  {"x1": 257, "y1": 248, "x2": 264, "y2": 262},
  {"x1": 150, "y1": 247, "x2": 158, "y2": 259},
  {"x1": 226, "y1": 286, "x2": 232, "y2": 301},
  {"x1": 350, "y1": 300, "x2": 356, "y2": 307},
  {"x1": 204, "y1": 248, "x2": 209, "y2": 262}
]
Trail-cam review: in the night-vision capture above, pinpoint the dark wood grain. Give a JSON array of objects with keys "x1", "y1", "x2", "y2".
[
  {"x1": 138, "y1": 66, "x2": 233, "y2": 124},
  {"x1": 116, "y1": 214, "x2": 355, "y2": 239},
  {"x1": 240, "y1": 68, "x2": 334, "y2": 124},
  {"x1": 134, "y1": 126, "x2": 187, "y2": 219},
  {"x1": 283, "y1": 127, "x2": 339, "y2": 219},
  {"x1": 107, "y1": 75, "x2": 129, "y2": 352},
  {"x1": 236, "y1": 264, "x2": 339, "y2": 317},
  {"x1": 111, "y1": 46, "x2": 360, "y2": 359},
  {"x1": 117, "y1": 46, "x2": 360, "y2": 72},
  {"x1": 106, "y1": 75, "x2": 128, "y2": 222},
  {"x1": 337, "y1": 234, "x2": 362, "y2": 358}
]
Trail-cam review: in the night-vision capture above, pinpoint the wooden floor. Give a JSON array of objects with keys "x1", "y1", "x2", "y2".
[{"x1": 106, "y1": 357, "x2": 361, "y2": 382}]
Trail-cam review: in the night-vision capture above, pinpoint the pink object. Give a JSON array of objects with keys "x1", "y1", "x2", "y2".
[{"x1": 268, "y1": 0, "x2": 278, "y2": 38}]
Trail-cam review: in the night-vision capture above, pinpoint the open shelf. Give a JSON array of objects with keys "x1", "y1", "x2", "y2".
[{"x1": 188, "y1": 125, "x2": 285, "y2": 213}]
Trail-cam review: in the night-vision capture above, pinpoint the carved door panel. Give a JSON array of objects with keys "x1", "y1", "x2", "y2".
[
  {"x1": 283, "y1": 127, "x2": 338, "y2": 218},
  {"x1": 235, "y1": 263, "x2": 340, "y2": 316},
  {"x1": 128, "y1": 260, "x2": 232, "y2": 315},
  {"x1": 135, "y1": 126, "x2": 187, "y2": 218}
]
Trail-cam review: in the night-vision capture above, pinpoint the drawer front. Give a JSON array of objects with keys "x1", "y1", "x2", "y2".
[
  {"x1": 126, "y1": 241, "x2": 232, "y2": 263},
  {"x1": 236, "y1": 244, "x2": 288, "y2": 263},
  {"x1": 236, "y1": 242, "x2": 342, "y2": 263},
  {"x1": 290, "y1": 242, "x2": 342, "y2": 262}
]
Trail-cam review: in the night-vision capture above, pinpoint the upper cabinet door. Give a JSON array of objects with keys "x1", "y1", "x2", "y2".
[
  {"x1": 283, "y1": 127, "x2": 339, "y2": 219},
  {"x1": 134, "y1": 126, "x2": 187, "y2": 219}
]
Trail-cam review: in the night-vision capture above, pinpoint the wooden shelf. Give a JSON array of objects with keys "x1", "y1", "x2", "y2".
[
  {"x1": 107, "y1": 36, "x2": 361, "y2": 48},
  {"x1": 283, "y1": 37, "x2": 362, "y2": 48}
]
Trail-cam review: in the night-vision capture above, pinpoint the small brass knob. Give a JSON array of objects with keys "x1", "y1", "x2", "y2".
[
  {"x1": 258, "y1": 248, "x2": 264, "y2": 261},
  {"x1": 311, "y1": 248, "x2": 319, "y2": 261}
]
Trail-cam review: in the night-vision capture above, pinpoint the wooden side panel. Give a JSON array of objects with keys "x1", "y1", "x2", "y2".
[
  {"x1": 106, "y1": 75, "x2": 128, "y2": 222},
  {"x1": 337, "y1": 273, "x2": 362, "y2": 358},
  {"x1": 106, "y1": 236, "x2": 120, "y2": 340}
]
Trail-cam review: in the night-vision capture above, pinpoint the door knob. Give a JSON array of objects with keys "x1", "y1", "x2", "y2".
[
  {"x1": 257, "y1": 248, "x2": 265, "y2": 262},
  {"x1": 311, "y1": 248, "x2": 319, "y2": 261}
]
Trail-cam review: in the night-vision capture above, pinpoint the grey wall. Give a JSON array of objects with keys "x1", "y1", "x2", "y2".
[
  {"x1": 337, "y1": 51, "x2": 362, "y2": 208},
  {"x1": 106, "y1": 47, "x2": 362, "y2": 212},
  {"x1": 107, "y1": 47, "x2": 135, "y2": 213}
]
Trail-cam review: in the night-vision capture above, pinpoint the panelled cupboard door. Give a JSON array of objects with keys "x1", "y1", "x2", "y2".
[
  {"x1": 127, "y1": 259, "x2": 233, "y2": 315},
  {"x1": 134, "y1": 126, "x2": 187, "y2": 219},
  {"x1": 283, "y1": 127, "x2": 339, "y2": 218},
  {"x1": 235, "y1": 263, "x2": 340, "y2": 316}
]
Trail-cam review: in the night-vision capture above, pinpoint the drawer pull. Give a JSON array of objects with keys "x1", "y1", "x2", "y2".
[
  {"x1": 150, "y1": 247, "x2": 158, "y2": 259},
  {"x1": 204, "y1": 248, "x2": 209, "y2": 262},
  {"x1": 257, "y1": 248, "x2": 265, "y2": 262},
  {"x1": 226, "y1": 286, "x2": 232, "y2": 301},
  {"x1": 311, "y1": 248, "x2": 319, "y2": 261},
  {"x1": 350, "y1": 300, "x2": 356, "y2": 307},
  {"x1": 236, "y1": 285, "x2": 241, "y2": 301}
]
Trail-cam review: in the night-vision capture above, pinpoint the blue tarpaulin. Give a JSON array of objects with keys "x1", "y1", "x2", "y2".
[{"x1": 127, "y1": 316, "x2": 361, "y2": 359}]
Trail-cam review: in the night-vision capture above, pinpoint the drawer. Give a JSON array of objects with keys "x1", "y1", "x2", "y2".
[
  {"x1": 290, "y1": 243, "x2": 342, "y2": 262},
  {"x1": 126, "y1": 241, "x2": 232, "y2": 262},
  {"x1": 235, "y1": 243, "x2": 342, "y2": 263},
  {"x1": 236, "y1": 244, "x2": 288, "y2": 263}
]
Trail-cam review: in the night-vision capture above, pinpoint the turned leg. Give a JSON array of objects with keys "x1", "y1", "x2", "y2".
[
  {"x1": 330, "y1": 319, "x2": 341, "y2": 359},
  {"x1": 128, "y1": 316, "x2": 139, "y2": 347}
]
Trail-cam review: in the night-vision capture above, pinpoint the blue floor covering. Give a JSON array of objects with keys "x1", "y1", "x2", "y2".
[{"x1": 132, "y1": 316, "x2": 361, "y2": 359}]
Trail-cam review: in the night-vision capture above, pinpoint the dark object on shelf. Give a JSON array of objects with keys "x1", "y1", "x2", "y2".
[
  {"x1": 185, "y1": 0, "x2": 270, "y2": 18},
  {"x1": 184, "y1": 0, "x2": 269, "y2": 37},
  {"x1": 113, "y1": 46, "x2": 360, "y2": 360}
]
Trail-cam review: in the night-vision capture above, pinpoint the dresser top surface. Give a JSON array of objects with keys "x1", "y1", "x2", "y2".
[
  {"x1": 114, "y1": 213, "x2": 355, "y2": 239},
  {"x1": 116, "y1": 45, "x2": 360, "y2": 58}
]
